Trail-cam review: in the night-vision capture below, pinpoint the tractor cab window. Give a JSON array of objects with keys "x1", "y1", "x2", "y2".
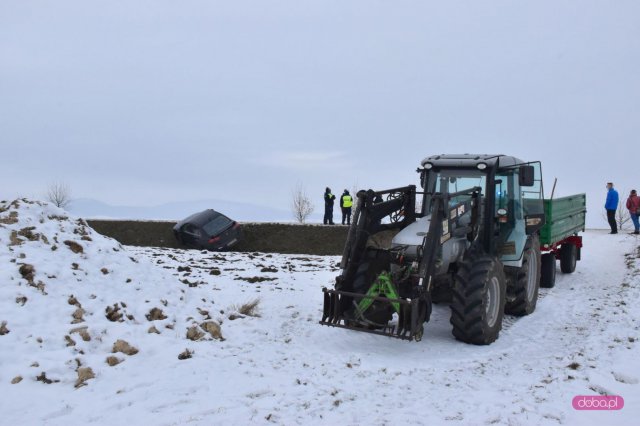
[
  {"x1": 423, "y1": 169, "x2": 486, "y2": 214},
  {"x1": 495, "y1": 169, "x2": 520, "y2": 222},
  {"x1": 521, "y1": 162, "x2": 544, "y2": 216}
]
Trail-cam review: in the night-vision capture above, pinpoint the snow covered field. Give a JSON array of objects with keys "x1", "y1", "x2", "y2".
[{"x1": 1, "y1": 199, "x2": 639, "y2": 425}]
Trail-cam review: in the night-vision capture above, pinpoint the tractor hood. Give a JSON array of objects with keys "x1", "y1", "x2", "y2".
[{"x1": 391, "y1": 215, "x2": 431, "y2": 256}]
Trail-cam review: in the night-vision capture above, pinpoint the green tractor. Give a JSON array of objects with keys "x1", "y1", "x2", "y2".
[{"x1": 320, "y1": 154, "x2": 552, "y2": 344}]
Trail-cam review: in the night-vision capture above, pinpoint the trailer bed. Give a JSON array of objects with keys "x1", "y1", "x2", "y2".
[{"x1": 539, "y1": 194, "x2": 586, "y2": 247}]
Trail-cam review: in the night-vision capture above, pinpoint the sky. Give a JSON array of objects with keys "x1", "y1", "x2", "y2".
[{"x1": 1, "y1": 1, "x2": 639, "y2": 227}]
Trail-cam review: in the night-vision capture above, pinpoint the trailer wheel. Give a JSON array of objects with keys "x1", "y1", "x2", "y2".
[
  {"x1": 450, "y1": 250, "x2": 506, "y2": 345},
  {"x1": 505, "y1": 235, "x2": 541, "y2": 316},
  {"x1": 560, "y1": 243, "x2": 577, "y2": 273},
  {"x1": 540, "y1": 253, "x2": 556, "y2": 288}
]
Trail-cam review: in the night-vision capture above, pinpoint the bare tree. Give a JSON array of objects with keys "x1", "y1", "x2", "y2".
[
  {"x1": 616, "y1": 198, "x2": 631, "y2": 231},
  {"x1": 47, "y1": 182, "x2": 72, "y2": 208},
  {"x1": 291, "y1": 183, "x2": 314, "y2": 224}
]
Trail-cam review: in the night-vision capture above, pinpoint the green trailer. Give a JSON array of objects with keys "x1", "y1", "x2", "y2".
[{"x1": 538, "y1": 193, "x2": 587, "y2": 288}]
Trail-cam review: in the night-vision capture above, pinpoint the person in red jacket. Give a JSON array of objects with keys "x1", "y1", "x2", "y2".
[{"x1": 626, "y1": 189, "x2": 640, "y2": 234}]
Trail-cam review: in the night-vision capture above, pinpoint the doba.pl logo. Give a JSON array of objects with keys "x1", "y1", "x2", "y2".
[{"x1": 572, "y1": 395, "x2": 624, "y2": 410}]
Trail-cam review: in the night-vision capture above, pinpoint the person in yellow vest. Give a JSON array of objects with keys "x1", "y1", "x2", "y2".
[{"x1": 340, "y1": 189, "x2": 353, "y2": 225}]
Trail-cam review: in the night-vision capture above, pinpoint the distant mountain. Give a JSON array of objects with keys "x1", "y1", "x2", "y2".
[{"x1": 68, "y1": 198, "x2": 300, "y2": 223}]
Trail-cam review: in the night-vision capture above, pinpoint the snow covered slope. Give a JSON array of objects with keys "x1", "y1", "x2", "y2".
[{"x1": 1, "y1": 199, "x2": 639, "y2": 425}]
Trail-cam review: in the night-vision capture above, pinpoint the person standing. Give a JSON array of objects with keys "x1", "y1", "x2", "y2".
[
  {"x1": 605, "y1": 182, "x2": 619, "y2": 234},
  {"x1": 626, "y1": 189, "x2": 640, "y2": 234},
  {"x1": 324, "y1": 187, "x2": 336, "y2": 225},
  {"x1": 340, "y1": 189, "x2": 353, "y2": 225}
]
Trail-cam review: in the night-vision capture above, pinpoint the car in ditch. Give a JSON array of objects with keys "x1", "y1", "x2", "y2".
[{"x1": 173, "y1": 209, "x2": 242, "y2": 251}]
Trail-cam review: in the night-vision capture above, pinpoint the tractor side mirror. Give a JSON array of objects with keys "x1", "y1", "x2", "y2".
[{"x1": 519, "y1": 165, "x2": 535, "y2": 187}]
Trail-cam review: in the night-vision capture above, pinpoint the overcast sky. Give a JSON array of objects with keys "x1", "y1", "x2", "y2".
[{"x1": 1, "y1": 1, "x2": 639, "y2": 226}]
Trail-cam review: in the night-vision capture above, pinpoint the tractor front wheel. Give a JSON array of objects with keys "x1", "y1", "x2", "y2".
[{"x1": 450, "y1": 251, "x2": 506, "y2": 345}]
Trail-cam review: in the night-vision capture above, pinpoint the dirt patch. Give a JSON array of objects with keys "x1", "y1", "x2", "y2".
[
  {"x1": 15, "y1": 296, "x2": 27, "y2": 306},
  {"x1": 197, "y1": 308, "x2": 211, "y2": 319},
  {"x1": 70, "y1": 327, "x2": 91, "y2": 342},
  {"x1": 18, "y1": 227, "x2": 39, "y2": 241},
  {"x1": 71, "y1": 308, "x2": 85, "y2": 324},
  {"x1": 68, "y1": 295, "x2": 80, "y2": 306},
  {"x1": 209, "y1": 268, "x2": 221, "y2": 276},
  {"x1": 177, "y1": 266, "x2": 191, "y2": 272},
  {"x1": 105, "y1": 304, "x2": 124, "y2": 322},
  {"x1": 100, "y1": 268, "x2": 109, "y2": 275},
  {"x1": 186, "y1": 326, "x2": 205, "y2": 341},
  {"x1": 178, "y1": 349, "x2": 193, "y2": 360},
  {"x1": 148, "y1": 326, "x2": 160, "y2": 334},
  {"x1": 146, "y1": 308, "x2": 167, "y2": 321},
  {"x1": 36, "y1": 372, "x2": 59, "y2": 384},
  {"x1": 237, "y1": 299, "x2": 261, "y2": 317},
  {"x1": 74, "y1": 367, "x2": 95, "y2": 388},
  {"x1": 18, "y1": 264, "x2": 35, "y2": 284},
  {"x1": 260, "y1": 266, "x2": 279, "y2": 273},
  {"x1": 200, "y1": 321, "x2": 224, "y2": 340},
  {"x1": 0, "y1": 321, "x2": 9, "y2": 335},
  {"x1": 64, "y1": 240, "x2": 84, "y2": 254},
  {"x1": 112, "y1": 339, "x2": 138, "y2": 356},
  {"x1": 106, "y1": 356, "x2": 122, "y2": 366},
  {"x1": 235, "y1": 276, "x2": 277, "y2": 284},
  {"x1": 9, "y1": 231, "x2": 22, "y2": 246},
  {"x1": 11, "y1": 376, "x2": 22, "y2": 384},
  {"x1": 0, "y1": 211, "x2": 18, "y2": 225},
  {"x1": 65, "y1": 335, "x2": 76, "y2": 347}
]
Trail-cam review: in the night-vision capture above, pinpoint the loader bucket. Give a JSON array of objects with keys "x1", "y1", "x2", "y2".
[{"x1": 319, "y1": 288, "x2": 425, "y2": 341}]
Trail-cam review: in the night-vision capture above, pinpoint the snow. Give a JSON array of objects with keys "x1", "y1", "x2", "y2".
[{"x1": 1, "y1": 199, "x2": 639, "y2": 425}]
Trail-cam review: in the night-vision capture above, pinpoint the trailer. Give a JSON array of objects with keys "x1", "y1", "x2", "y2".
[{"x1": 539, "y1": 194, "x2": 587, "y2": 288}]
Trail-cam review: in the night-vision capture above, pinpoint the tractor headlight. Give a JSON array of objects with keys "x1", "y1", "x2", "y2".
[
  {"x1": 477, "y1": 162, "x2": 487, "y2": 170},
  {"x1": 424, "y1": 162, "x2": 433, "y2": 170}
]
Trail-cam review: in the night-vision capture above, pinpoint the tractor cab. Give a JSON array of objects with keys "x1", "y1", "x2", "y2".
[{"x1": 417, "y1": 155, "x2": 544, "y2": 267}]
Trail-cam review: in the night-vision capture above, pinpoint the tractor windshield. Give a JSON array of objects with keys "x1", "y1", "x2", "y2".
[{"x1": 423, "y1": 169, "x2": 486, "y2": 215}]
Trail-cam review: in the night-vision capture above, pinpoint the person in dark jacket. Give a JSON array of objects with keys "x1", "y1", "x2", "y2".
[
  {"x1": 626, "y1": 189, "x2": 640, "y2": 234},
  {"x1": 340, "y1": 189, "x2": 353, "y2": 225},
  {"x1": 324, "y1": 187, "x2": 336, "y2": 225},
  {"x1": 605, "y1": 182, "x2": 619, "y2": 234}
]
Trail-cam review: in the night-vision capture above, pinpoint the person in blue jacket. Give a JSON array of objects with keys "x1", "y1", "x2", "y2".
[{"x1": 605, "y1": 182, "x2": 619, "y2": 234}]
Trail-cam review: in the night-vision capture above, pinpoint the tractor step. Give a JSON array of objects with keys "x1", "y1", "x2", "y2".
[{"x1": 319, "y1": 288, "x2": 424, "y2": 341}]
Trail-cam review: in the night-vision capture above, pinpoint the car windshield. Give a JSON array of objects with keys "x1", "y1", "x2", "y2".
[{"x1": 202, "y1": 215, "x2": 232, "y2": 236}]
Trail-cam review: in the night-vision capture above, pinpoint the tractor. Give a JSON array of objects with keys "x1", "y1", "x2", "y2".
[{"x1": 320, "y1": 154, "x2": 553, "y2": 344}]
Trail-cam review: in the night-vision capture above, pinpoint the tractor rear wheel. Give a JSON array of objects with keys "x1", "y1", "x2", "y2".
[
  {"x1": 450, "y1": 250, "x2": 506, "y2": 345},
  {"x1": 505, "y1": 235, "x2": 541, "y2": 316},
  {"x1": 560, "y1": 243, "x2": 577, "y2": 273},
  {"x1": 540, "y1": 253, "x2": 556, "y2": 288}
]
